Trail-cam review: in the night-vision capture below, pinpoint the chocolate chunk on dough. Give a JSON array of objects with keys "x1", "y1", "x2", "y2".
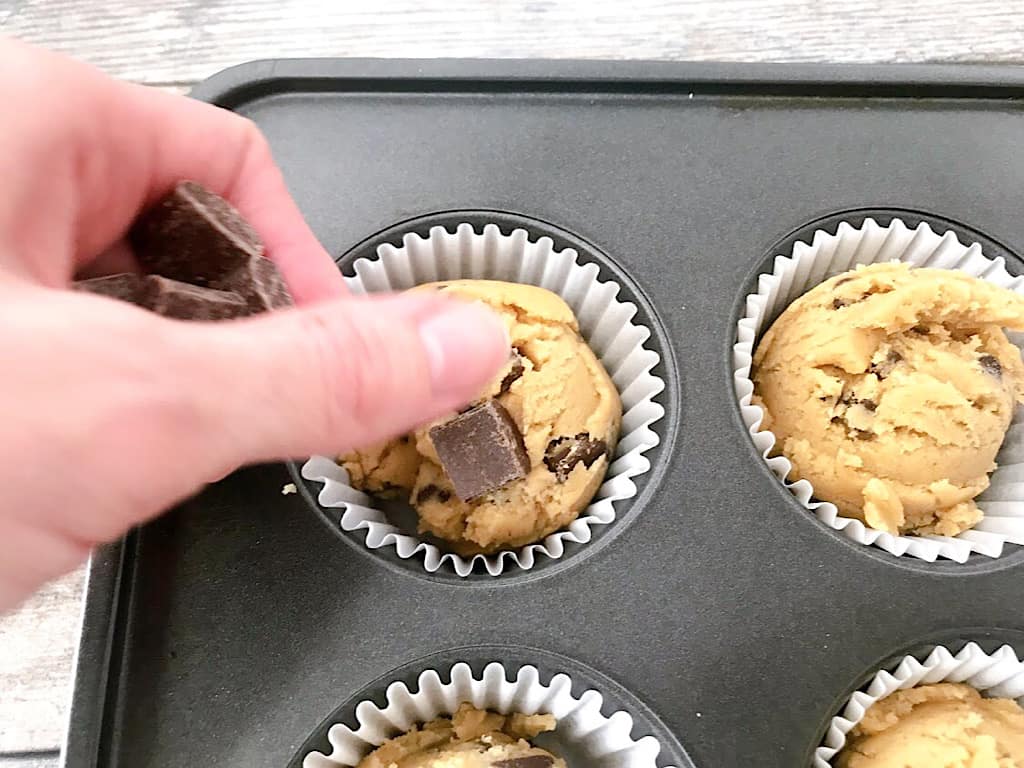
[
  {"x1": 979, "y1": 354, "x2": 1003, "y2": 377},
  {"x1": 429, "y1": 399, "x2": 530, "y2": 501},
  {"x1": 74, "y1": 274, "x2": 249, "y2": 320},
  {"x1": 544, "y1": 432, "x2": 608, "y2": 481}
]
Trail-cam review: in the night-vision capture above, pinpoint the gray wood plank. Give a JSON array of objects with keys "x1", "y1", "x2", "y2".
[
  {"x1": 4, "y1": 0, "x2": 1024, "y2": 86},
  {"x1": 0, "y1": 569, "x2": 84, "y2": 754},
  {"x1": 0, "y1": 754, "x2": 60, "y2": 768}
]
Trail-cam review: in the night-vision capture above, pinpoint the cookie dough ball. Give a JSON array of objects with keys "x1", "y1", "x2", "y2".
[
  {"x1": 753, "y1": 263, "x2": 1024, "y2": 536},
  {"x1": 341, "y1": 280, "x2": 621, "y2": 554},
  {"x1": 357, "y1": 703, "x2": 566, "y2": 768},
  {"x1": 836, "y1": 683, "x2": 1024, "y2": 767}
]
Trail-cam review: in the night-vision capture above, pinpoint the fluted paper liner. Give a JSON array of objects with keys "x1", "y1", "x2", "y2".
[
  {"x1": 303, "y1": 223, "x2": 664, "y2": 576},
  {"x1": 733, "y1": 218, "x2": 1024, "y2": 561},
  {"x1": 814, "y1": 642, "x2": 1024, "y2": 765},
  {"x1": 302, "y1": 661, "x2": 676, "y2": 768}
]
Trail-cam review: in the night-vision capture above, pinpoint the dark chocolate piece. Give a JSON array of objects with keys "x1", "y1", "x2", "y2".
[
  {"x1": 130, "y1": 181, "x2": 263, "y2": 286},
  {"x1": 544, "y1": 432, "x2": 608, "y2": 482},
  {"x1": 979, "y1": 354, "x2": 1002, "y2": 377},
  {"x1": 911, "y1": 324, "x2": 931, "y2": 335},
  {"x1": 831, "y1": 298, "x2": 848, "y2": 310},
  {"x1": 860, "y1": 399, "x2": 878, "y2": 412},
  {"x1": 499, "y1": 348, "x2": 526, "y2": 394},
  {"x1": 74, "y1": 274, "x2": 249, "y2": 321},
  {"x1": 492, "y1": 757, "x2": 554, "y2": 768},
  {"x1": 211, "y1": 251, "x2": 293, "y2": 312},
  {"x1": 428, "y1": 399, "x2": 530, "y2": 501}
]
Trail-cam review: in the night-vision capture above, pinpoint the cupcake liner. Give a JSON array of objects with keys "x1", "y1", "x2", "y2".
[
  {"x1": 302, "y1": 660, "x2": 675, "y2": 768},
  {"x1": 733, "y1": 217, "x2": 1024, "y2": 562},
  {"x1": 302, "y1": 223, "x2": 665, "y2": 576},
  {"x1": 814, "y1": 641, "x2": 1024, "y2": 765}
]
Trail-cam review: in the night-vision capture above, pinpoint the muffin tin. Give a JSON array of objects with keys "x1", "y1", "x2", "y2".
[{"x1": 64, "y1": 60, "x2": 1024, "y2": 767}]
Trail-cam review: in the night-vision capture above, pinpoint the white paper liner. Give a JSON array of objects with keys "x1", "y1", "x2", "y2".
[
  {"x1": 814, "y1": 642, "x2": 1024, "y2": 765},
  {"x1": 302, "y1": 661, "x2": 675, "y2": 768},
  {"x1": 733, "y1": 218, "x2": 1024, "y2": 562},
  {"x1": 302, "y1": 223, "x2": 665, "y2": 576}
]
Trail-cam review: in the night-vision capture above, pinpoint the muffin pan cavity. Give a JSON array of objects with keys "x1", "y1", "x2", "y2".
[
  {"x1": 734, "y1": 209, "x2": 1024, "y2": 570},
  {"x1": 291, "y1": 646, "x2": 695, "y2": 768},
  {"x1": 295, "y1": 212, "x2": 675, "y2": 582}
]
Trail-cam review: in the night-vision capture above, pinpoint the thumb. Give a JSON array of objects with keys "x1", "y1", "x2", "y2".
[{"x1": 174, "y1": 292, "x2": 509, "y2": 469}]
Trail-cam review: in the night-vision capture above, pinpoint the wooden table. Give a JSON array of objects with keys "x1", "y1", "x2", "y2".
[{"x1": 3, "y1": 1, "x2": 1024, "y2": 765}]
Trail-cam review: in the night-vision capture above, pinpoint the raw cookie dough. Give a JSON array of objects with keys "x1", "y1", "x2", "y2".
[
  {"x1": 342, "y1": 280, "x2": 622, "y2": 554},
  {"x1": 357, "y1": 702, "x2": 566, "y2": 768},
  {"x1": 753, "y1": 262, "x2": 1024, "y2": 536},
  {"x1": 836, "y1": 683, "x2": 1024, "y2": 767}
]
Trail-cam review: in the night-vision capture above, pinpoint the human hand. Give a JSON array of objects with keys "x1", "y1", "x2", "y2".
[{"x1": 0, "y1": 39, "x2": 507, "y2": 609}]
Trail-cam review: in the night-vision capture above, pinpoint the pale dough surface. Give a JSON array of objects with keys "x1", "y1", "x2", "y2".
[
  {"x1": 753, "y1": 262, "x2": 1024, "y2": 535},
  {"x1": 836, "y1": 683, "x2": 1024, "y2": 767},
  {"x1": 343, "y1": 280, "x2": 622, "y2": 554},
  {"x1": 357, "y1": 703, "x2": 565, "y2": 768}
]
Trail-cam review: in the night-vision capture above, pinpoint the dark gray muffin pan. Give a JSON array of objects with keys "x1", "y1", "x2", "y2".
[{"x1": 64, "y1": 60, "x2": 1024, "y2": 768}]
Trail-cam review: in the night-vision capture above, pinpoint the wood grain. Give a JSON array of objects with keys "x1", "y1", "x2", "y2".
[
  {"x1": 3, "y1": 0, "x2": 1024, "y2": 85},
  {"x1": 0, "y1": 569, "x2": 84, "y2": 753}
]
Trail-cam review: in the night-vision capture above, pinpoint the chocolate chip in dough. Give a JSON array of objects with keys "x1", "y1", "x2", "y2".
[
  {"x1": 499, "y1": 348, "x2": 526, "y2": 394},
  {"x1": 544, "y1": 432, "x2": 608, "y2": 482},
  {"x1": 979, "y1": 354, "x2": 1003, "y2": 377},
  {"x1": 870, "y1": 349, "x2": 903, "y2": 379},
  {"x1": 492, "y1": 758, "x2": 555, "y2": 768},
  {"x1": 415, "y1": 484, "x2": 452, "y2": 505},
  {"x1": 831, "y1": 298, "x2": 848, "y2": 310}
]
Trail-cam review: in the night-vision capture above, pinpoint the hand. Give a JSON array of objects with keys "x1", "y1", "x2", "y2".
[{"x1": 0, "y1": 39, "x2": 507, "y2": 609}]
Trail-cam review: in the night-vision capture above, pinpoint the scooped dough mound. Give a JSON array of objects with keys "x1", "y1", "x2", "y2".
[
  {"x1": 753, "y1": 262, "x2": 1024, "y2": 535},
  {"x1": 356, "y1": 702, "x2": 566, "y2": 768},
  {"x1": 342, "y1": 280, "x2": 622, "y2": 554},
  {"x1": 836, "y1": 683, "x2": 1024, "y2": 767}
]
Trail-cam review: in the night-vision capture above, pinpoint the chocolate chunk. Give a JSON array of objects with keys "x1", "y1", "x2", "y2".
[
  {"x1": 74, "y1": 274, "x2": 249, "y2": 320},
  {"x1": 499, "y1": 348, "x2": 526, "y2": 394},
  {"x1": 544, "y1": 432, "x2": 608, "y2": 482},
  {"x1": 429, "y1": 399, "x2": 530, "y2": 501},
  {"x1": 414, "y1": 484, "x2": 452, "y2": 505},
  {"x1": 493, "y1": 758, "x2": 554, "y2": 768},
  {"x1": 831, "y1": 298, "x2": 848, "y2": 310},
  {"x1": 211, "y1": 250, "x2": 293, "y2": 312},
  {"x1": 870, "y1": 349, "x2": 903, "y2": 379},
  {"x1": 860, "y1": 399, "x2": 878, "y2": 412},
  {"x1": 911, "y1": 324, "x2": 930, "y2": 335},
  {"x1": 130, "y1": 181, "x2": 264, "y2": 286},
  {"x1": 129, "y1": 181, "x2": 293, "y2": 312},
  {"x1": 979, "y1": 354, "x2": 1002, "y2": 377},
  {"x1": 853, "y1": 429, "x2": 875, "y2": 441}
]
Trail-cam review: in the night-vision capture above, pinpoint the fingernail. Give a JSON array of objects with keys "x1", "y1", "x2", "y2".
[{"x1": 418, "y1": 301, "x2": 508, "y2": 397}]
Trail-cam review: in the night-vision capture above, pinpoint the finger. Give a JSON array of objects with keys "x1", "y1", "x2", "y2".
[
  {"x1": 170, "y1": 292, "x2": 509, "y2": 470},
  {"x1": 0, "y1": 39, "x2": 343, "y2": 302},
  {"x1": 74, "y1": 240, "x2": 140, "y2": 280}
]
